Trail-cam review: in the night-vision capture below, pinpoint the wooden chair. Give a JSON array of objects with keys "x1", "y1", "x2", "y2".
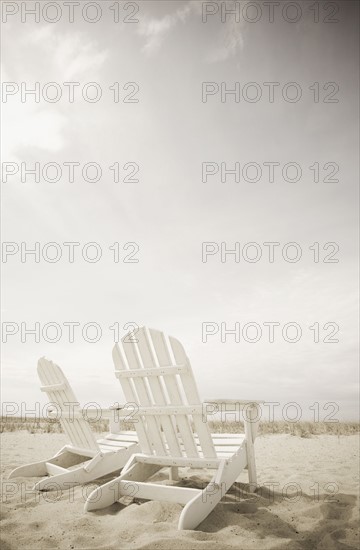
[
  {"x1": 85, "y1": 327, "x2": 262, "y2": 530},
  {"x1": 8, "y1": 358, "x2": 140, "y2": 490}
]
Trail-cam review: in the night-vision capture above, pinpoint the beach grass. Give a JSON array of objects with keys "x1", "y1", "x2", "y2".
[{"x1": 1, "y1": 416, "x2": 358, "y2": 437}]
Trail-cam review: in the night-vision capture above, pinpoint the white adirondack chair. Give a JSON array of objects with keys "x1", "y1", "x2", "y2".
[
  {"x1": 85, "y1": 327, "x2": 263, "y2": 530},
  {"x1": 8, "y1": 358, "x2": 140, "y2": 490}
]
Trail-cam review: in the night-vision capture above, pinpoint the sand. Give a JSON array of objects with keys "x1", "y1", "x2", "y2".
[{"x1": 1, "y1": 432, "x2": 359, "y2": 550}]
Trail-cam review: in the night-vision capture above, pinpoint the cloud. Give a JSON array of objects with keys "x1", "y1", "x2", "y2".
[
  {"x1": 25, "y1": 25, "x2": 108, "y2": 80},
  {"x1": 2, "y1": 101, "x2": 66, "y2": 159},
  {"x1": 207, "y1": 17, "x2": 244, "y2": 63},
  {"x1": 136, "y1": 1, "x2": 243, "y2": 62},
  {"x1": 137, "y1": 3, "x2": 192, "y2": 56},
  {"x1": 53, "y1": 33, "x2": 108, "y2": 81},
  {"x1": 2, "y1": 27, "x2": 108, "y2": 158}
]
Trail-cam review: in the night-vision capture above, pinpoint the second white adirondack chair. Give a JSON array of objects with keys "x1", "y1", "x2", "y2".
[
  {"x1": 85, "y1": 327, "x2": 263, "y2": 530},
  {"x1": 8, "y1": 358, "x2": 140, "y2": 490}
]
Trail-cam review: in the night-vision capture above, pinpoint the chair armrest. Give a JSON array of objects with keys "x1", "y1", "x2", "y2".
[
  {"x1": 204, "y1": 400, "x2": 263, "y2": 442},
  {"x1": 84, "y1": 408, "x2": 117, "y2": 419},
  {"x1": 204, "y1": 399, "x2": 264, "y2": 409},
  {"x1": 46, "y1": 406, "x2": 128, "y2": 420}
]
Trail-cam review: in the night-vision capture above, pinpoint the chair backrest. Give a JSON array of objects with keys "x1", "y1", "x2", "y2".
[
  {"x1": 37, "y1": 358, "x2": 99, "y2": 452},
  {"x1": 113, "y1": 327, "x2": 217, "y2": 459}
]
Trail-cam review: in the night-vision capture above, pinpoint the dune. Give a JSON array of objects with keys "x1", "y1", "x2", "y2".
[{"x1": 1, "y1": 432, "x2": 359, "y2": 549}]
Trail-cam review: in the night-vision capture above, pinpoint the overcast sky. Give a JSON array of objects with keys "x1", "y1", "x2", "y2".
[{"x1": 1, "y1": 1, "x2": 359, "y2": 420}]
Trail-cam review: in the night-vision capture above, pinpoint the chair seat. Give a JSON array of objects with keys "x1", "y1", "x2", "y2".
[
  {"x1": 97, "y1": 432, "x2": 245, "y2": 458},
  {"x1": 109, "y1": 432, "x2": 246, "y2": 460},
  {"x1": 97, "y1": 431, "x2": 139, "y2": 453},
  {"x1": 212, "y1": 433, "x2": 246, "y2": 457},
  {"x1": 193, "y1": 433, "x2": 246, "y2": 458}
]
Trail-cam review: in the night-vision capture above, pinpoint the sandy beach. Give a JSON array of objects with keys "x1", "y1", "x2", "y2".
[{"x1": 1, "y1": 432, "x2": 359, "y2": 550}]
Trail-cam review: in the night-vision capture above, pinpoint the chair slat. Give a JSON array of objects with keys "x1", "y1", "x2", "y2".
[
  {"x1": 38, "y1": 359, "x2": 77, "y2": 446},
  {"x1": 49, "y1": 361, "x2": 98, "y2": 451},
  {"x1": 169, "y1": 335, "x2": 217, "y2": 458},
  {"x1": 122, "y1": 338, "x2": 167, "y2": 455},
  {"x1": 135, "y1": 328, "x2": 183, "y2": 457},
  {"x1": 148, "y1": 329, "x2": 199, "y2": 458},
  {"x1": 112, "y1": 345, "x2": 151, "y2": 454},
  {"x1": 38, "y1": 358, "x2": 99, "y2": 452}
]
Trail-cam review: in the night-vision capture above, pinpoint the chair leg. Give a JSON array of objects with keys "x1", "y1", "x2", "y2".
[
  {"x1": 179, "y1": 450, "x2": 247, "y2": 530},
  {"x1": 85, "y1": 460, "x2": 162, "y2": 512},
  {"x1": 169, "y1": 466, "x2": 179, "y2": 481},
  {"x1": 8, "y1": 450, "x2": 82, "y2": 480},
  {"x1": 35, "y1": 466, "x2": 92, "y2": 491},
  {"x1": 8, "y1": 460, "x2": 48, "y2": 479},
  {"x1": 34, "y1": 448, "x2": 135, "y2": 491},
  {"x1": 246, "y1": 441, "x2": 257, "y2": 490},
  {"x1": 244, "y1": 409, "x2": 258, "y2": 492}
]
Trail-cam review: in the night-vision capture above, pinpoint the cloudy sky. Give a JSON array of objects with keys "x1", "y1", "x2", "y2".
[{"x1": 1, "y1": 1, "x2": 359, "y2": 420}]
